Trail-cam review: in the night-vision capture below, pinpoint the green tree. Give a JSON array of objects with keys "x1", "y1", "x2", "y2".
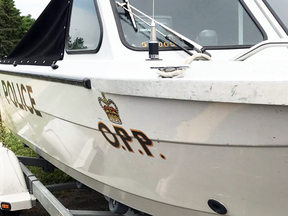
[
  {"x1": 0, "y1": 0, "x2": 22, "y2": 56},
  {"x1": 68, "y1": 36, "x2": 87, "y2": 50},
  {"x1": 0, "y1": 0, "x2": 35, "y2": 57},
  {"x1": 21, "y1": 14, "x2": 35, "y2": 35}
]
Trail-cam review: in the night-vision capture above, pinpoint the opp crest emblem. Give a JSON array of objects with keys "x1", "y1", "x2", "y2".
[{"x1": 98, "y1": 93, "x2": 122, "y2": 125}]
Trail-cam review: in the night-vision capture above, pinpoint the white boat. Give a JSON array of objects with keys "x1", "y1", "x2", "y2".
[{"x1": 1, "y1": 0, "x2": 288, "y2": 215}]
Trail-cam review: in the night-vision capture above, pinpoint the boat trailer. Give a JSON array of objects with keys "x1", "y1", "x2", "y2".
[{"x1": 0, "y1": 143, "x2": 146, "y2": 216}]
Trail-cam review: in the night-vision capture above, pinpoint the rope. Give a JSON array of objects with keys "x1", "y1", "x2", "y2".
[{"x1": 156, "y1": 53, "x2": 212, "y2": 78}]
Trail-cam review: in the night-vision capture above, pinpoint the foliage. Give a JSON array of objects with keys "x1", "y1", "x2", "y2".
[
  {"x1": 3, "y1": 127, "x2": 73, "y2": 185},
  {"x1": 21, "y1": 14, "x2": 35, "y2": 35},
  {"x1": 68, "y1": 36, "x2": 88, "y2": 50},
  {"x1": 0, "y1": 0, "x2": 35, "y2": 57},
  {"x1": 0, "y1": 0, "x2": 72, "y2": 185},
  {"x1": 3, "y1": 127, "x2": 35, "y2": 157}
]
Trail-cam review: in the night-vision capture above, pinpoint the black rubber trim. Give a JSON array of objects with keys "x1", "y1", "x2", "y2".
[
  {"x1": 0, "y1": 70, "x2": 91, "y2": 89},
  {"x1": 262, "y1": 0, "x2": 288, "y2": 35},
  {"x1": 239, "y1": 0, "x2": 267, "y2": 40}
]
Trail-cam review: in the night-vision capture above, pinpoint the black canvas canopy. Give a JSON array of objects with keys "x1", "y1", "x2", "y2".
[{"x1": 0, "y1": 0, "x2": 72, "y2": 66}]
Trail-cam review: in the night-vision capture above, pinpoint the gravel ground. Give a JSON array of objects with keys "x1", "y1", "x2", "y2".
[{"x1": 21, "y1": 188, "x2": 109, "y2": 216}]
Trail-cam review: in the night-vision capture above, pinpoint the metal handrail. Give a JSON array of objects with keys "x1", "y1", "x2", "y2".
[{"x1": 230, "y1": 39, "x2": 288, "y2": 61}]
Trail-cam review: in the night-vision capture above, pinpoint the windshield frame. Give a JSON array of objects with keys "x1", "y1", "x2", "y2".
[
  {"x1": 110, "y1": 0, "x2": 267, "y2": 51},
  {"x1": 262, "y1": 0, "x2": 288, "y2": 35}
]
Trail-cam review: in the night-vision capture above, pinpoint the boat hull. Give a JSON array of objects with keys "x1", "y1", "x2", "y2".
[{"x1": 1, "y1": 72, "x2": 288, "y2": 216}]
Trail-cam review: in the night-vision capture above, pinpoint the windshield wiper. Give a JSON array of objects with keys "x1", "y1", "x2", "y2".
[
  {"x1": 120, "y1": 0, "x2": 137, "y2": 32},
  {"x1": 116, "y1": 1, "x2": 211, "y2": 57}
]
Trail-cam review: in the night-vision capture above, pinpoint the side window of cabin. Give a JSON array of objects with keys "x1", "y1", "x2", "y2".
[{"x1": 67, "y1": 0, "x2": 102, "y2": 52}]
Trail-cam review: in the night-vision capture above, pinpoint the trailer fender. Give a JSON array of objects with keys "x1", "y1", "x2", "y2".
[{"x1": 0, "y1": 146, "x2": 34, "y2": 211}]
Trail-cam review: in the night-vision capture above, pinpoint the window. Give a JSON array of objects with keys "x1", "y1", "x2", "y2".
[
  {"x1": 264, "y1": 0, "x2": 288, "y2": 34},
  {"x1": 67, "y1": 0, "x2": 102, "y2": 52},
  {"x1": 113, "y1": 0, "x2": 264, "y2": 49}
]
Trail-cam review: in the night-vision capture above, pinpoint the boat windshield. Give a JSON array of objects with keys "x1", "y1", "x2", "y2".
[
  {"x1": 113, "y1": 0, "x2": 264, "y2": 49},
  {"x1": 263, "y1": 0, "x2": 288, "y2": 34}
]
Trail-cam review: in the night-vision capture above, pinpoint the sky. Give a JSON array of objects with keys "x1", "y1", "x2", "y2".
[{"x1": 14, "y1": 0, "x2": 50, "y2": 19}]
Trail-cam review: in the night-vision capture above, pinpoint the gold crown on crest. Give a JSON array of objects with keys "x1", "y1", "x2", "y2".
[{"x1": 98, "y1": 93, "x2": 122, "y2": 125}]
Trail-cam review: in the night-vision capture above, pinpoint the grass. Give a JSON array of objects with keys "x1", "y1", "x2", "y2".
[
  {"x1": 2, "y1": 127, "x2": 106, "y2": 215},
  {"x1": 2, "y1": 126, "x2": 73, "y2": 185}
]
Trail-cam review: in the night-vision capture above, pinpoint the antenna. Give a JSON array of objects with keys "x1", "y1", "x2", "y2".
[
  {"x1": 153, "y1": 0, "x2": 155, "y2": 20},
  {"x1": 148, "y1": 0, "x2": 159, "y2": 60}
]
